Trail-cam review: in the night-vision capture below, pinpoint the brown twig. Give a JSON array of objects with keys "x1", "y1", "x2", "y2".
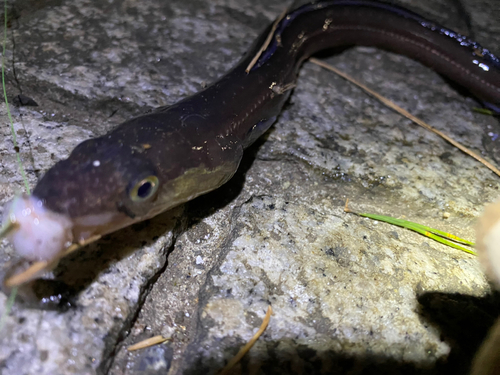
[
  {"x1": 127, "y1": 335, "x2": 169, "y2": 351},
  {"x1": 4, "y1": 234, "x2": 102, "y2": 287},
  {"x1": 219, "y1": 305, "x2": 273, "y2": 375},
  {"x1": 344, "y1": 198, "x2": 351, "y2": 213},
  {"x1": 309, "y1": 57, "x2": 500, "y2": 178},
  {"x1": 245, "y1": 7, "x2": 289, "y2": 73}
]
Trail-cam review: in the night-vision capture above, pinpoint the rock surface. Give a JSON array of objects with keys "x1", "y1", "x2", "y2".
[{"x1": 0, "y1": 0, "x2": 499, "y2": 374}]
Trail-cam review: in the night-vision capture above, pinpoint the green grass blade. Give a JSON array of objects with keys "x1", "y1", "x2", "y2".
[
  {"x1": 473, "y1": 107, "x2": 497, "y2": 116},
  {"x1": 0, "y1": 0, "x2": 26, "y2": 329},
  {"x1": 356, "y1": 212, "x2": 476, "y2": 255},
  {"x1": 359, "y1": 213, "x2": 474, "y2": 246},
  {"x1": 421, "y1": 231, "x2": 476, "y2": 255},
  {"x1": 2, "y1": 0, "x2": 29, "y2": 194}
]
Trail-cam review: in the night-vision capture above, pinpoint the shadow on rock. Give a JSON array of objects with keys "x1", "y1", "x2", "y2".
[
  {"x1": 417, "y1": 290, "x2": 500, "y2": 375},
  {"x1": 178, "y1": 290, "x2": 500, "y2": 375}
]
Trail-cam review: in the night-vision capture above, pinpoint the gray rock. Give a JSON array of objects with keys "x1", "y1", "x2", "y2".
[{"x1": 0, "y1": 0, "x2": 499, "y2": 374}]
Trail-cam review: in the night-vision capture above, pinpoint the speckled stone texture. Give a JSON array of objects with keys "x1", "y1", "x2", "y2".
[{"x1": 0, "y1": 0, "x2": 499, "y2": 374}]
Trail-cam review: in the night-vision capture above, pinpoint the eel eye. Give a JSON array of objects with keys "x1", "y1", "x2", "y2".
[{"x1": 129, "y1": 175, "x2": 159, "y2": 202}]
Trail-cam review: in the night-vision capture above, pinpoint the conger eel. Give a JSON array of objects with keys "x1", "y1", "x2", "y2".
[{"x1": 2, "y1": 0, "x2": 500, "y2": 266}]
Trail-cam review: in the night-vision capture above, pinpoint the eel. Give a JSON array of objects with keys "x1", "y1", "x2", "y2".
[{"x1": 2, "y1": 0, "x2": 500, "y2": 265}]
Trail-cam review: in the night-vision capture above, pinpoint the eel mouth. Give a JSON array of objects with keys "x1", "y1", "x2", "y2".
[
  {"x1": 1, "y1": 195, "x2": 74, "y2": 261},
  {"x1": 1, "y1": 195, "x2": 146, "y2": 262},
  {"x1": 0, "y1": 195, "x2": 140, "y2": 286}
]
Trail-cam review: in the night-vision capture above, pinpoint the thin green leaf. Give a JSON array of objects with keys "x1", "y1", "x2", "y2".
[
  {"x1": 472, "y1": 107, "x2": 497, "y2": 116},
  {"x1": 1, "y1": 0, "x2": 22, "y2": 329},
  {"x1": 2, "y1": 0, "x2": 29, "y2": 194},
  {"x1": 355, "y1": 212, "x2": 476, "y2": 255},
  {"x1": 421, "y1": 231, "x2": 476, "y2": 255},
  {"x1": 359, "y1": 213, "x2": 474, "y2": 246}
]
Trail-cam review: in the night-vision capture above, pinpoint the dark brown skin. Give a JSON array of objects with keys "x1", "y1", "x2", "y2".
[{"x1": 31, "y1": 0, "x2": 500, "y2": 242}]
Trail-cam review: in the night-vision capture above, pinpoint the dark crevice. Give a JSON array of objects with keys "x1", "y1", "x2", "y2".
[
  {"x1": 179, "y1": 203, "x2": 244, "y2": 374},
  {"x1": 98, "y1": 215, "x2": 188, "y2": 375}
]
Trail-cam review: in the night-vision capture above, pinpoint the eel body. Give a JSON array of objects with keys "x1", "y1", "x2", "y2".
[{"x1": 3, "y1": 0, "x2": 500, "y2": 261}]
